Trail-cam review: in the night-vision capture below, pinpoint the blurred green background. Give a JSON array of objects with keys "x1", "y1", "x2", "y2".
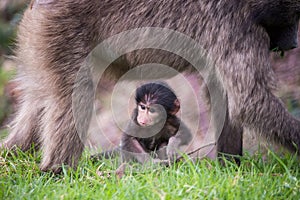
[{"x1": 0, "y1": 0, "x2": 27, "y2": 131}]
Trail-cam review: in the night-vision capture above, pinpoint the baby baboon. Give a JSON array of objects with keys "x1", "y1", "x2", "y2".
[
  {"x1": 1, "y1": 0, "x2": 300, "y2": 172},
  {"x1": 92, "y1": 82, "x2": 192, "y2": 163}
]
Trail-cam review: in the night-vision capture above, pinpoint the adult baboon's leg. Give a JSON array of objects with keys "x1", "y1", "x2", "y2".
[
  {"x1": 9, "y1": 5, "x2": 95, "y2": 173},
  {"x1": 3, "y1": 88, "x2": 43, "y2": 151},
  {"x1": 39, "y1": 79, "x2": 93, "y2": 173},
  {"x1": 217, "y1": 108, "x2": 243, "y2": 165},
  {"x1": 220, "y1": 32, "x2": 300, "y2": 155}
]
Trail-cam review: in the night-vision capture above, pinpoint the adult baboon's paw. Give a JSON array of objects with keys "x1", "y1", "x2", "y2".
[{"x1": 40, "y1": 163, "x2": 71, "y2": 174}]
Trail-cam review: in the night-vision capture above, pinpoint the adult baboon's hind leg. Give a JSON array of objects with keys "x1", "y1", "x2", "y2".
[
  {"x1": 12, "y1": 2, "x2": 96, "y2": 173},
  {"x1": 39, "y1": 67, "x2": 94, "y2": 173},
  {"x1": 3, "y1": 92, "x2": 43, "y2": 152}
]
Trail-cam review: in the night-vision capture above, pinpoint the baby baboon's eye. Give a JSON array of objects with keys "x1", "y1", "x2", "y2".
[
  {"x1": 149, "y1": 108, "x2": 156, "y2": 113},
  {"x1": 139, "y1": 104, "x2": 146, "y2": 110}
]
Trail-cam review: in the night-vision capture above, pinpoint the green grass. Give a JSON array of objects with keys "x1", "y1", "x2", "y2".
[{"x1": 0, "y1": 149, "x2": 299, "y2": 200}]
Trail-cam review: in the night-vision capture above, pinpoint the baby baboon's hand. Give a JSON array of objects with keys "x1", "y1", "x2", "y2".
[{"x1": 167, "y1": 136, "x2": 181, "y2": 161}]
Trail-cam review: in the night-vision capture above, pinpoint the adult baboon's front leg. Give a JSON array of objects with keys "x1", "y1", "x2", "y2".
[
  {"x1": 221, "y1": 34, "x2": 300, "y2": 155},
  {"x1": 217, "y1": 108, "x2": 243, "y2": 165}
]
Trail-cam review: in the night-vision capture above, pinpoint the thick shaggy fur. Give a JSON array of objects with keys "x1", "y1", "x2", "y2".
[{"x1": 2, "y1": 0, "x2": 300, "y2": 172}]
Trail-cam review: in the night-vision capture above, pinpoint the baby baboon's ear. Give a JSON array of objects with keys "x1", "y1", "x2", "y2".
[{"x1": 170, "y1": 99, "x2": 180, "y2": 115}]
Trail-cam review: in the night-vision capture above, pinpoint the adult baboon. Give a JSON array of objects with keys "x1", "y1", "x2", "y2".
[{"x1": 1, "y1": 0, "x2": 300, "y2": 173}]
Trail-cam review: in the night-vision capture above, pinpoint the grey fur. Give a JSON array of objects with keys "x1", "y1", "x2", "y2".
[{"x1": 2, "y1": 0, "x2": 300, "y2": 172}]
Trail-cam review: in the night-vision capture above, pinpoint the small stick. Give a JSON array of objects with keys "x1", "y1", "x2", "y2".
[
  {"x1": 157, "y1": 142, "x2": 216, "y2": 165},
  {"x1": 186, "y1": 142, "x2": 216, "y2": 156},
  {"x1": 114, "y1": 142, "x2": 216, "y2": 175},
  {"x1": 175, "y1": 142, "x2": 216, "y2": 162}
]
